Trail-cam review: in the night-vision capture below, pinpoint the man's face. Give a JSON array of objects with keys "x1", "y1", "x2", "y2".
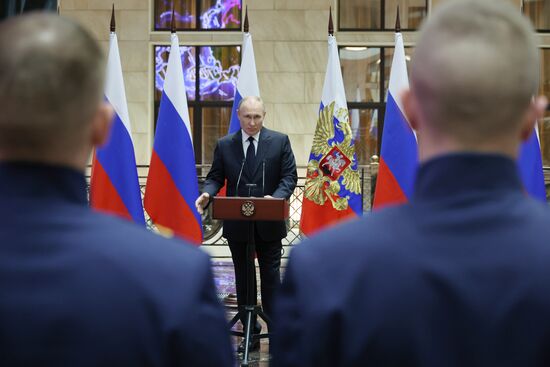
[{"x1": 238, "y1": 99, "x2": 265, "y2": 136}]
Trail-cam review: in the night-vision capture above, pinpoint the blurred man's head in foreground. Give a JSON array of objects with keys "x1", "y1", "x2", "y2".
[
  {"x1": 403, "y1": 0, "x2": 548, "y2": 161},
  {"x1": 0, "y1": 13, "x2": 112, "y2": 170}
]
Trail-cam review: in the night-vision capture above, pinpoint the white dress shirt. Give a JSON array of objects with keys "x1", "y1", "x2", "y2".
[{"x1": 241, "y1": 130, "x2": 260, "y2": 157}]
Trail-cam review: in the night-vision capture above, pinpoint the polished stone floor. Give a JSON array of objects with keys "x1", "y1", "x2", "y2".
[
  {"x1": 226, "y1": 300, "x2": 271, "y2": 366},
  {"x1": 213, "y1": 261, "x2": 272, "y2": 366},
  {"x1": 212, "y1": 260, "x2": 238, "y2": 296}
]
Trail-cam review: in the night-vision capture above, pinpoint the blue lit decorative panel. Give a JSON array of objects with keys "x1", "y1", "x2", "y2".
[
  {"x1": 200, "y1": 0, "x2": 241, "y2": 29},
  {"x1": 155, "y1": 45, "x2": 197, "y2": 101},
  {"x1": 154, "y1": 0, "x2": 241, "y2": 30},
  {"x1": 199, "y1": 46, "x2": 240, "y2": 101},
  {"x1": 154, "y1": 45, "x2": 240, "y2": 102}
]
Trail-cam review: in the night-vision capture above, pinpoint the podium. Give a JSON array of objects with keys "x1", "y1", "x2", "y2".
[
  {"x1": 212, "y1": 196, "x2": 289, "y2": 366},
  {"x1": 213, "y1": 196, "x2": 289, "y2": 222}
]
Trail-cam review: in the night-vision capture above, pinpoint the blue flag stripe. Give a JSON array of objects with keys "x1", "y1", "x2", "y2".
[
  {"x1": 153, "y1": 92, "x2": 202, "y2": 225},
  {"x1": 518, "y1": 131, "x2": 546, "y2": 202},
  {"x1": 379, "y1": 92, "x2": 418, "y2": 199},
  {"x1": 96, "y1": 111, "x2": 145, "y2": 224},
  {"x1": 228, "y1": 90, "x2": 243, "y2": 134}
]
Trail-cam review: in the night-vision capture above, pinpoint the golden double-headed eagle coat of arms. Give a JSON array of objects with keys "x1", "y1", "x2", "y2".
[{"x1": 304, "y1": 101, "x2": 361, "y2": 211}]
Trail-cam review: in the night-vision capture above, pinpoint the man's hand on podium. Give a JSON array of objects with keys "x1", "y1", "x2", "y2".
[
  {"x1": 195, "y1": 192, "x2": 210, "y2": 215},
  {"x1": 264, "y1": 195, "x2": 273, "y2": 198}
]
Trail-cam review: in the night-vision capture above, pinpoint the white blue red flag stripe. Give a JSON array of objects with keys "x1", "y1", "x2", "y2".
[
  {"x1": 518, "y1": 125, "x2": 546, "y2": 202},
  {"x1": 373, "y1": 32, "x2": 418, "y2": 209},
  {"x1": 350, "y1": 87, "x2": 361, "y2": 141},
  {"x1": 144, "y1": 33, "x2": 202, "y2": 244},
  {"x1": 300, "y1": 34, "x2": 362, "y2": 236},
  {"x1": 91, "y1": 32, "x2": 145, "y2": 225},
  {"x1": 228, "y1": 32, "x2": 260, "y2": 134}
]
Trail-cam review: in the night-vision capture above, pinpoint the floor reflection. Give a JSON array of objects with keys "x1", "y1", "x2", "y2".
[{"x1": 213, "y1": 261, "x2": 271, "y2": 366}]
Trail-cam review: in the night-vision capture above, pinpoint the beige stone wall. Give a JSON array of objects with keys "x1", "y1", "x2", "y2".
[
  {"x1": 60, "y1": 0, "x2": 335, "y2": 167},
  {"x1": 432, "y1": 0, "x2": 521, "y2": 8},
  {"x1": 249, "y1": 0, "x2": 332, "y2": 167},
  {"x1": 60, "y1": 0, "x2": 151, "y2": 165},
  {"x1": 60, "y1": 0, "x2": 549, "y2": 168}
]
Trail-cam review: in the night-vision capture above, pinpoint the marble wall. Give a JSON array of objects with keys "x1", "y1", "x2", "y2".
[
  {"x1": 60, "y1": 0, "x2": 544, "y2": 168},
  {"x1": 60, "y1": 0, "x2": 151, "y2": 165}
]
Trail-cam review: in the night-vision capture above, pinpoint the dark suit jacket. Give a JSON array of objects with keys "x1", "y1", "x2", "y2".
[
  {"x1": 0, "y1": 162, "x2": 233, "y2": 367},
  {"x1": 203, "y1": 127, "x2": 297, "y2": 242},
  {"x1": 273, "y1": 154, "x2": 550, "y2": 367}
]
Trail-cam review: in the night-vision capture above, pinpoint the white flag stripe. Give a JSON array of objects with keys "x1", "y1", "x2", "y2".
[
  {"x1": 351, "y1": 86, "x2": 360, "y2": 139},
  {"x1": 104, "y1": 32, "x2": 132, "y2": 136},
  {"x1": 237, "y1": 32, "x2": 260, "y2": 97},
  {"x1": 163, "y1": 33, "x2": 193, "y2": 143},
  {"x1": 321, "y1": 35, "x2": 347, "y2": 112},
  {"x1": 387, "y1": 33, "x2": 409, "y2": 113},
  {"x1": 387, "y1": 32, "x2": 416, "y2": 139}
]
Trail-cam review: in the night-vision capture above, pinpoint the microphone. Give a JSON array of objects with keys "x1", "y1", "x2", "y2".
[
  {"x1": 262, "y1": 159, "x2": 266, "y2": 196},
  {"x1": 235, "y1": 158, "x2": 246, "y2": 197},
  {"x1": 246, "y1": 183, "x2": 257, "y2": 197}
]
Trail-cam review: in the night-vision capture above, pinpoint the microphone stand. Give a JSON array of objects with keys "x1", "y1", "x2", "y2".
[
  {"x1": 226, "y1": 182, "x2": 272, "y2": 366},
  {"x1": 245, "y1": 183, "x2": 256, "y2": 197},
  {"x1": 235, "y1": 158, "x2": 246, "y2": 196},
  {"x1": 242, "y1": 183, "x2": 258, "y2": 365},
  {"x1": 262, "y1": 160, "x2": 265, "y2": 196}
]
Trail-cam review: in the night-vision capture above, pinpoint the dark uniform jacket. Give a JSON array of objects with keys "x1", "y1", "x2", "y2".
[
  {"x1": 273, "y1": 154, "x2": 550, "y2": 367},
  {"x1": 0, "y1": 162, "x2": 233, "y2": 367}
]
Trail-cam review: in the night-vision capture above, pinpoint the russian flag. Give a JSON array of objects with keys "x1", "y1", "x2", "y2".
[
  {"x1": 90, "y1": 31, "x2": 145, "y2": 225},
  {"x1": 299, "y1": 34, "x2": 362, "y2": 236},
  {"x1": 144, "y1": 32, "x2": 202, "y2": 244},
  {"x1": 350, "y1": 86, "x2": 361, "y2": 141},
  {"x1": 215, "y1": 31, "x2": 260, "y2": 197},
  {"x1": 518, "y1": 125, "x2": 546, "y2": 202},
  {"x1": 372, "y1": 32, "x2": 418, "y2": 209},
  {"x1": 228, "y1": 31, "x2": 260, "y2": 134}
]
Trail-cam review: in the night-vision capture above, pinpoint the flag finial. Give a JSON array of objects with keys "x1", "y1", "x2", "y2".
[
  {"x1": 328, "y1": 6, "x2": 334, "y2": 36},
  {"x1": 170, "y1": 6, "x2": 176, "y2": 33},
  {"x1": 244, "y1": 5, "x2": 249, "y2": 33},
  {"x1": 395, "y1": 5, "x2": 401, "y2": 33},
  {"x1": 110, "y1": 4, "x2": 116, "y2": 32}
]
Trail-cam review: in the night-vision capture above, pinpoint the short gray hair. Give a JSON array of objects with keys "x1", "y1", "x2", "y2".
[
  {"x1": 237, "y1": 95, "x2": 265, "y2": 112},
  {"x1": 0, "y1": 13, "x2": 105, "y2": 157},
  {"x1": 411, "y1": 0, "x2": 539, "y2": 143}
]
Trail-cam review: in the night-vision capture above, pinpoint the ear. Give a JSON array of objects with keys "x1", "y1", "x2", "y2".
[
  {"x1": 401, "y1": 88, "x2": 419, "y2": 131},
  {"x1": 519, "y1": 96, "x2": 548, "y2": 142},
  {"x1": 91, "y1": 102, "x2": 114, "y2": 148}
]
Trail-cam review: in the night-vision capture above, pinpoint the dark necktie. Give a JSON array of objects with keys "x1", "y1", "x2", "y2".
[{"x1": 245, "y1": 136, "x2": 255, "y2": 174}]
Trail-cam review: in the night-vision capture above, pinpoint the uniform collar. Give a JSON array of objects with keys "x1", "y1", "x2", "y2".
[
  {"x1": 0, "y1": 161, "x2": 88, "y2": 205},
  {"x1": 412, "y1": 153, "x2": 523, "y2": 202}
]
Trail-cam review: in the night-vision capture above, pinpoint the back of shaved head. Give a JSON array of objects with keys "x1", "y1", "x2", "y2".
[
  {"x1": 0, "y1": 13, "x2": 104, "y2": 159},
  {"x1": 411, "y1": 0, "x2": 539, "y2": 145}
]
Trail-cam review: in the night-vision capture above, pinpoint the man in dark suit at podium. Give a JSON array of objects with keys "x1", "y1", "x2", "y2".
[
  {"x1": 196, "y1": 96, "x2": 297, "y2": 351},
  {"x1": 0, "y1": 13, "x2": 233, "y2": 366},
  {"x1": 272, "y1": 1, "x2": 550, "y2": 366}
]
